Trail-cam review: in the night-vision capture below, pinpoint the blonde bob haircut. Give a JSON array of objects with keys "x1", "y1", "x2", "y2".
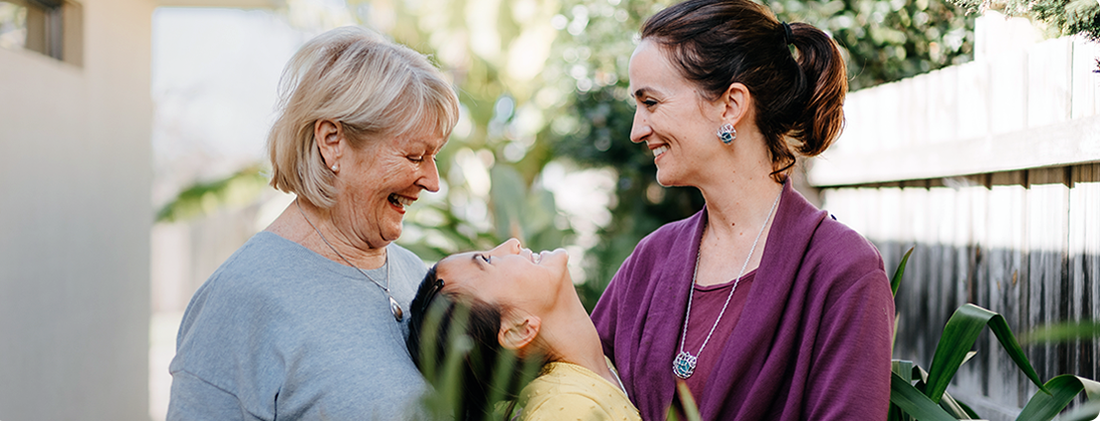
[{"x1": 267, "y1": 26, "x2": 460, "y2": 208}]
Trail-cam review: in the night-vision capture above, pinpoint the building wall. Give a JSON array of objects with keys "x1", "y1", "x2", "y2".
[{"x1": 0, "y1": 0, "x2": 154, "y2": 419}]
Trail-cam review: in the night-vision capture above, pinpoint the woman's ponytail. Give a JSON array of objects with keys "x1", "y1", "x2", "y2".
[{"x1": 788, "y1": 22, "x2": 848, "y2": 159}]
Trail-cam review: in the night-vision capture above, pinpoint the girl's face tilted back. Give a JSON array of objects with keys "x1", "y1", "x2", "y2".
[
  {"x1": 435, "y1": 238, "x2": 571, "y2": 319},
  {"x1": 407, "y1": 239, "x2": 582, "y2": 420}
]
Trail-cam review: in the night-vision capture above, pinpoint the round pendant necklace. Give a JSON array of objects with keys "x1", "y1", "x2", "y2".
[
  {"x1": 296, "y1": 199, "x2": 404, "y2": 322},
  {"x1": 672, "y1": 188, "x2": 782, "y2": 380}
]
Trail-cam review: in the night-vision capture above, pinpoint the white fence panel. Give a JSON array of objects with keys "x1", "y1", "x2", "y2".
[{"x1": 810, "y1": 14, "x2": 1100, "y2": 421}]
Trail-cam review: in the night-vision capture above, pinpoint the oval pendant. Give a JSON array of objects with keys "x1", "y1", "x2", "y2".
[
  {"x1": 672, "y1": 351, "x2": 697, "y2": 379},
  {"x1": 389, "y1": 296, "x2": 404, "y2": 322}
]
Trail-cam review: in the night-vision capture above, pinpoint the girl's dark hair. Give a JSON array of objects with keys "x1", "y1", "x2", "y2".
[
  {"x1": 642, "y1": 0, "x2": 848, "y2": 182},
  {"x1": 407, "y1": 265, "x2": 548, "y2": 421}
]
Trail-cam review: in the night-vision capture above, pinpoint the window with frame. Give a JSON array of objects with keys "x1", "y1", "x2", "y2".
[{"x1": 0, "y1": 0, "x2": 82, "y2": 66}]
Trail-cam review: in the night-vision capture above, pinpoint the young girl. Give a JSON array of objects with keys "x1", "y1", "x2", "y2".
[{"x1": 406, "y1": 239, "x2": 641, "y2": 421}]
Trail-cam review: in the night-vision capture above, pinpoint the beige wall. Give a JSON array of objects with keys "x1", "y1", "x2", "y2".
[{"x1": 0, "y1": 0, "x2": 154, "y2": 419}]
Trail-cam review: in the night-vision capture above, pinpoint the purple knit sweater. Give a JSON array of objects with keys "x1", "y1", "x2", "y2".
[{"x1": 591, "y1": 181, "x2": 894, "y2": 421}]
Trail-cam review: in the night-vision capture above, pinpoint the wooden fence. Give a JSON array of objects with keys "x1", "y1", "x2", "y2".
[{"x1": 808, "y1": 15, "x2": 1100, "y2": 420}]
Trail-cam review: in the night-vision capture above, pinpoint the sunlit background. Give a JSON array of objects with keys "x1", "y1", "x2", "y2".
[
  {"x1": 145, "y1": 0, "x2": 975, "y2": 415},
  {"x1": 140, "y1": 1, "x2": 1011, "y2": 418},
  {"x1": 3, "y1": 0, "x2": 1099, "y2": 419}
]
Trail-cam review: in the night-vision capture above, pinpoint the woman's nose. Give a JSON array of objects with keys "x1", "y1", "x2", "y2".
[
  {"x1": 629, "y1": 110, "x2": 650, "y2": 144},
  {"x1": 416, "y1": 159, "x2": 441, "y2": 192}
]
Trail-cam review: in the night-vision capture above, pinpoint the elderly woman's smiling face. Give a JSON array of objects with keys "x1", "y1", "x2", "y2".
[{"x1": 334, "y1": 125, "x2": 447, "y2": 247}]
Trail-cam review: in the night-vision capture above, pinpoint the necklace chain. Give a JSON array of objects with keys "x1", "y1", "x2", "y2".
[
  {"x1": 296, "y1": 199, "x2": 404, "y2": 322},
  {"x1": 673, "y1": 187, "x2": 783, "y2": 379}
]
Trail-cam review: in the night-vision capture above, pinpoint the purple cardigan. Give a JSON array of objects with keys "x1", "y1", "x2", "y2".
[{"x1": 591, "y1": 181, "x2": 894, "y2": 421}]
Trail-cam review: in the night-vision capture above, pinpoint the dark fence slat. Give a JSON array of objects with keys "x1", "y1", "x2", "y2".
[{"x1": 821, "y1": 166, "x2": 1100, "y2": 420}]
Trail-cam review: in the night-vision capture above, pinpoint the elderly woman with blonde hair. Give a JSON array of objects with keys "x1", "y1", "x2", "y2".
[{"x1": 168, "y1": 26, "x2": 459, "y2": 420}]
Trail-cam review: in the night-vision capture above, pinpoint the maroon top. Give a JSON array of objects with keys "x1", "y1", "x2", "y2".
[
  {"x1": 591, "y1": 180, "x2": 895, "y2": 421},
  {"x1": 682, "y1": 270, "x2": 755, "y2": 397}
]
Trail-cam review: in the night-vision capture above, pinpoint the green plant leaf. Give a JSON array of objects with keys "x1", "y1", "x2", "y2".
[
  {"x1": 674, "y1": 380, "x2": 703, "y2": 421},
  {"x1": 891, "y1": 360, "x2": 918, "y2": 421},
  {"x1": 1023, "y1": 321, "x2": 1100, "y2": 343},
  {"x1": 925, "y1": 303, "x2": 1046, "y2": 403},
  {"x1": 913, "y1": 364, "x2": 930, "y2": 384},
  {"x1": 938, "y1": 391, "x2": 974, "y2": 419},
  {"x1": 1016, "y1": 375, "x2": 1100, "y2": 421},
  {"x1": 1059, "y1": 400, "x2": 1100, "y2": 421},
  {"x1": 893, "y1": 360, "x2": 915, "y2": 384},
  {"x1": 890, "y1": 372, "x2": 961, "y2": 421},
  {"x1": 889, "y1": 247, "x2": 913, "y2": 354},
  {"x1": 895, "y1": 359, "x2": 976, "y2": 419},
  {"x1": 891, "y1": 247, "x2": 914, "y2": 297},
  {"x1": 960, "y1": 351, "x2": 977, "y2": 366},
  {"x1": 484, "y1": 351, "x2": 519, "y2": 412},
  {"x1": 956, "y1": 399, "x2": 980, "y2": 419},
  {"x1": 893, "y1": 313, "x2": 901, "y2": 354},
  {"x1": 438, "y1": 307, "x2": 473, "y2": 417}
]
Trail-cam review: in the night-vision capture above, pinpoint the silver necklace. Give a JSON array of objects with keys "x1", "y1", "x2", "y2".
[
  {"x1": 296, "y1": 199, "x2": 404, "y2": 322},
  {"x1": 672, "y1": 188, "x2": 782, "y2": 379}
]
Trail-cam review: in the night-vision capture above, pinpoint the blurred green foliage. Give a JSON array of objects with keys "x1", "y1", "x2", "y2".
[
  {"x1": 1023, "y1": 321, "x2": 1100, "y2": 343},
  {"x1": 949, "y1": 0, "x2": 1100, "y2": 40},
  {"x1": 772, "y1": 0, "x2": 975, "y2": 89},
  {"x1": 345, "y1": 0, "x2": 577, "y2": 261},
  {"x1": 400, "y1": 164, "x2": 574, "y2": 262},
  {"x1": 156, "y1": 165, "x2": 269, "y2": 223}
]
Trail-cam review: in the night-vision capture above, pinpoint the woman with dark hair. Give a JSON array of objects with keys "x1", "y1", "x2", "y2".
[
  {"x1": 407, "y1": 239, "x2": 641, "y2": 421},
  {"x1": 590, "y1": 0, "x2": 895, "y2": 419}
]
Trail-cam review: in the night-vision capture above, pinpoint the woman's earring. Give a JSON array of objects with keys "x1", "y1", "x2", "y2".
[
  {"x1": 331, "y1": 163, "x2": 338, "y2": 173},
  {"x1": 717, "y1": 124, "x2": 736, "y2": 144}
]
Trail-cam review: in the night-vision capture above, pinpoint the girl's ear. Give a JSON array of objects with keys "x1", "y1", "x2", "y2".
[
  {"x1": 498, "y1": 313, "x2": 541, "y2": 351},
  {"x1": 721, "y1": 82, "x2": 752, "y2": 126}
]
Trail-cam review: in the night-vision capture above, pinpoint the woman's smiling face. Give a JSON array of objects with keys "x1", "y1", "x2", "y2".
[
  {"x1": 335, "y1": 128, "x2": 446, "y2": 248},
  {"x1": 435, "y1": 239, "x2": 571, "y2": 316},
  {"x1": 628, "y1": 39, "x2": 727, "y2": 187}
]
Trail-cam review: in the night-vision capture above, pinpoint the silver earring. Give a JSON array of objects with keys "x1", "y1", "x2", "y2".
[
  {"x1": 331, "y1": 164, "x2": 338, "y2": 172},
  {"x1": 717, "y1": 124, "x2": 736, "y2": 144}
]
